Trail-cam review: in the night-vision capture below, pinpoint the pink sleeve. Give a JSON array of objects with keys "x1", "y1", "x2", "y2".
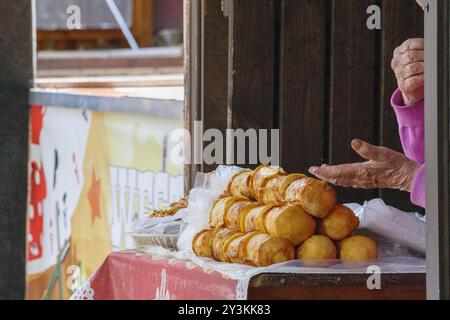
[
  {"x1": 391, "y1": 89, "x2": 425, "y2": 207},
  {"x1": 391, "y1": 89, "x2": 425, "y2": 164}
]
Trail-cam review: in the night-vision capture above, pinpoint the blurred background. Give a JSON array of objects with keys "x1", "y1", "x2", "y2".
[
  {"x1": 36, "y1": 0, "x2": 183, "y2": 78},
  {"x1": 23, "y1": 0, "x2": 185, "y2": 299}
]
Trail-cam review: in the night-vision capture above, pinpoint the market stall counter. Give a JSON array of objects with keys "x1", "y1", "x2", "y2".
[
  {"x1": 72, "y1": 166, "x2": 427, "y2": 300},
  {"x1": 72, "y1": 251, "x2": 425, "y2": 300}
]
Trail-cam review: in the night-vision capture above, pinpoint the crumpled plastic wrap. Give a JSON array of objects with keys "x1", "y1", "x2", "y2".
[
  {"x1": 347, "y1": 199, "x2": 426, "y2": 254},
  {"x1": 177, "y1": 166, "x2": 242, "y2": 252}
]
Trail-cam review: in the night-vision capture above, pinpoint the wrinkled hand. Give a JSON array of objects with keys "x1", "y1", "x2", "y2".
[
  {"x1": 391, "y1": 38, "x2": 425, "y2": 106},
  {"x1": 308, "y1": 140, "x2": 420, "y2": 192}
]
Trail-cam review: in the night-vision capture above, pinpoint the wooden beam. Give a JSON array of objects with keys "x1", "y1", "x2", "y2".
[
  {"x1": 37, "y1": 55, "x2": 182, "y2": 70},
  {"x1": 426, "y1": 0, "x2": 450, "y2": 300},
  {"x1": 436, "y1": 0, "x2": 450, "y2": 300},
  {"x1": 0, "y1": 0, "x2": 34, "y2": 299},
  {"x1": 184, "y1": 0, "x2": 202, "y2": 192},
  {"x1": 132, "y1": 0, "x2": 153, "y2": 47}
]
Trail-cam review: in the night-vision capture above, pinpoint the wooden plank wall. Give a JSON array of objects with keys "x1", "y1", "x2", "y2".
[
  {"x1": 328, "y1": 0, "x2": 380, "y2": 204},
  {"x1": 202, "y1": 0, "x2": 229, "y2": 173},
  {"x1": 279, "y1": 0, "x2": 327, "y2": 175},
  {"x1": 227, "y1": 0, "x2": 278, "y2": 168},
  {"x1": 186, "y1": 0, "x2": 424, "y2": 211}
]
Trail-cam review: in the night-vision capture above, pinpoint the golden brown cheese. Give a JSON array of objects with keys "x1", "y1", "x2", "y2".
[
  {"x1": 211, "y1": 228, "x2": 241, "y2": 262},
  {"x1": 258, "y1": 174, "x2": 306, "y2": 205},
  {"x1": 319, "y1": 205, "x2": 359, "y2": 241},
  {"x1": 244, "y1": 204, "x2": 274, "y2": 233},
  {"x1": 225, "y1": 200, "x2": 259, "y2": 232},
  {"x1": 192, "y1": 228, "x2": 220, "y2": 258},
  {"x1": 209, "y1": 196, "x2": 246, "y2": 227},
  {"x1": 227, "y1": 170, "x2": 254, "y2": 199},
  {"x1": 245, "y1": 233, "x2": 295, "y2": 267},
  {"x1": 339, "y1": 236, "x2": 378, "y2": 261},
  {"x1": 297, "y1": 235, "x2": 337, "y2": 261},
  {"x1": 225, "y1": 234, "x2": 246, "y2": 264},
  {"x1": 264, "y1": 205, "x2": 317, "y2": 246},
  {"x1": 250, "y1": 165, "x2": 286, "y2": 199},
  {"x1": 284, "y1": 177, "x2": 337, "y2": 218}
]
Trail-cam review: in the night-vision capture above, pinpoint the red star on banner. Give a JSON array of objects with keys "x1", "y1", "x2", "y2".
[{"x1": 88, "y1": 168, "x2": 101, "y2": 225}]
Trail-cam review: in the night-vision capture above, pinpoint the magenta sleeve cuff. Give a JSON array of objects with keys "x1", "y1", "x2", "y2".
[
  {"x1": 389, "y1": 89, "x2": 425, "y2": 208},
  {"x1": 391, "y1": 89, "x2": 425, "y2": 127},
  {"x1": 411, "y1": 165, "x2": 426, "y2": 208}
]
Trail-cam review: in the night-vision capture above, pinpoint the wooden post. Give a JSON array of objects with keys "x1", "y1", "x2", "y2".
[
  {"x1": 184, "y1": 0, "x2": 202, "y2": 192},
  {"x1": 0, "y1": 0, "x2": 35, "y2": 299},
  {"x1": 426, "y1": 0, "x2": 450, "y2": 300},
  {"x1": 132, "y1": 0, "x2": 153, "y2": 47}
]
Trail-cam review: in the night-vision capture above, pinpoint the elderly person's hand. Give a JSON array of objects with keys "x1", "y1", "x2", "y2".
[
  {"x1": 308, "y1": 140, "x2": 421, "y2": 192},
  {"x1": 391, "y1": 38, "x2": 424, "y2": 105}
]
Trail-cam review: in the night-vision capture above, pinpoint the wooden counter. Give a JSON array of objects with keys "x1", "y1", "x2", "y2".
[
  {"x1": 72, "y1": 252, "x2": 426, "y2": 300},
  {"x1": 248, "y1": 272, "x2": 426, "y2": 300}
]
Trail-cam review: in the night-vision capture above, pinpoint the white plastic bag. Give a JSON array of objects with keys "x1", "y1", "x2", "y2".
[
  {"x1": 177, "y1": 165, "x2": 242, "y2": 252},
  {"x1": 348, "y1": 199, "x2": 426, "y2": 254}
]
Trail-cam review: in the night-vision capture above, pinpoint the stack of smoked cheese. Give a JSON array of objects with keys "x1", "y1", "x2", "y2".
[{"x1": 192, "y1": 166, "x2": 377, "y2": 267}]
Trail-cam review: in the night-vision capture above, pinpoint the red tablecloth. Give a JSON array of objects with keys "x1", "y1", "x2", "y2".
[{"x1": 72, "y1": 252, "x2": 239, "y2": 300}]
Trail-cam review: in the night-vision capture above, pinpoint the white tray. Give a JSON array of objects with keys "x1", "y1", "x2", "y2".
[{"x1": 132, "y1": 234, "x2": 179, "y2": 250}]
